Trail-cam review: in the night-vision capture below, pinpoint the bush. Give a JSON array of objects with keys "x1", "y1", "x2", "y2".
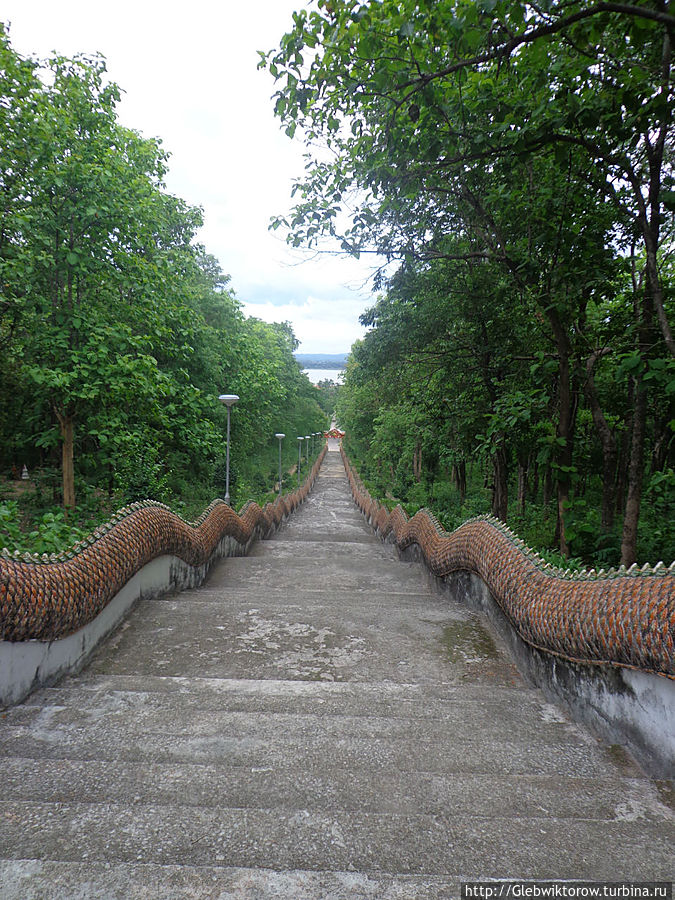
[
  {"x1": 113, "y1": 439, "x2": 170, "y2": 505},
  {"x1": 638, "y1": 468, "x2": 675, "y2": 563},
  {"x1": 0, "y1": 500, "x2": 23, "y2": 550},
  {"x1": 0, "y1": 500, "x2": 87, "y2": 555}
]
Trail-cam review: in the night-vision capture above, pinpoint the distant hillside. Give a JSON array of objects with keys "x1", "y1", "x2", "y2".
[{"x1": 295, "y1": 353, "x2": 348, "y2": 369}]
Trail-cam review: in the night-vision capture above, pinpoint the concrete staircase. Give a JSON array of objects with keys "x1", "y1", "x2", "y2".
[{"x1": 0, "y1": 445, "x2": 672, "y2": 898}]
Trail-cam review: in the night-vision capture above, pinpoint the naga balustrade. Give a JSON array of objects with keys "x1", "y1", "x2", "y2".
[
  {"x1": 0, "y1": 446, "x2": 327, "y2": 644},
  {"x1": 341, "y1": 446, "x2": 674, "y2": 681}
]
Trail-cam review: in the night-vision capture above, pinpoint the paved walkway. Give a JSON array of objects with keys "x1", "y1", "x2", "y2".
[{"x1": 0, "y1": 445, "x2": 673, "y2": 898}]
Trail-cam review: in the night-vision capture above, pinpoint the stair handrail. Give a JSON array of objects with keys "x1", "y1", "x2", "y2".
[
  {"x1": 0, "y1": 445, "x2": 328, "y2": 643},
  {"x1": 340, "y1": 446, "x2": 674, "y2": 680}
]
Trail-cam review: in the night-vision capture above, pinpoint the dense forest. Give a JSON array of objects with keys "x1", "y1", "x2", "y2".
[
  {"x1": 265, "y1": 0, "x2": 674, "y2": 567},
  {"x1": 0, "y1": 25, "x2": 328, "y2": 553}
]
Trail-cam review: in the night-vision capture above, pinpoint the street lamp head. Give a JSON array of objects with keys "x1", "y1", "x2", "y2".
[
  {"x1": 218, "y1": 394, "x2": 239, "y2": 407},
  {"x1": 275, "y1": 433, "x2": 285, "y2": 440},
  {"x1": 305, "y1": 435, "x2": 310, "y2": 440}
]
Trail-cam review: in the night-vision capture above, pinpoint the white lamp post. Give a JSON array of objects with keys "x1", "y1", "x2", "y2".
[
  {"x1": 218, "y1": 394, "x2": 239, "y2": 505},
  {"x1": 275, "y1": 433, "x2": 285, "y2": 495},
  {"x1": 297, "y1": 436, "x2": 304, "y2": 488},
  {"x1": 305, "y1": 435, "x2": 311, "y2": 465}
]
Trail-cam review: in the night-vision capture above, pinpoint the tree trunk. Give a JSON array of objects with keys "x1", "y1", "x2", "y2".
[
  {"x1": 634, "y1": 28, "x2": 674, "y2": 357},
  {"x1": 531, "y1": 457, "x2": 539, "y2": 502},
  {"x1": 549, "y1": 314, "x2": 578, "y2": 558},
  {"x1": 413, "y1": 439, "x2": 422, "y2": 482},
  {"x1": 620, "y1": 375, "x2": 647, "y2": 566},
  {"x1": 646, "y1": 248, "x2": 675, "y2": 357},
  {"x1": 620, "y1": 276, "x2": 654, "y2": 566},
  {"x1": 55, "y1": 410, "x2": 76, "y2": 510},
  {"x1": 651, "y1": 415, "x2": 669, "y2": 474},
  {"x1": 615, "y1": 382, "x2": 633, "y2": 518},
  {"x1": 457, "y1": 459, "x2": 466, "y2": 504},
  {"x1": 491, "y1": 445, "x2": 508, "y2": 521},
  {"x1": 543, "y1": 464, "x2": 553, "y2": 510},
  {"x1": 585, "y1": 350, "x2": 617, "y2": 532},
  {"x1": 599, "y1": 442, "x2": 617, "y2": 533},
  {"x1": 517, "y1": 452, "x2": 528, "y2": 515},
  {"x1": 556, "y1": 490, "x2": 569, "y2": 557}
]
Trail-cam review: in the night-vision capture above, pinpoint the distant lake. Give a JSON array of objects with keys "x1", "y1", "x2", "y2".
[{"x1": 304, "y1": 368, "x2": 344, "y2": 385}]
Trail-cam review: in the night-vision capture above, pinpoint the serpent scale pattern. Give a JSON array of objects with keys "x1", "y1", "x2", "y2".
[
  {"x1": 0, "y1": 447, "x2": 327, "y2": 643},
  {"x1": 341, "y1": 447, "x2": 675, "y2": 679}
]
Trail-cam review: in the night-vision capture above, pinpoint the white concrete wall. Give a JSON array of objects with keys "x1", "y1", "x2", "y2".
[
  {"x1": 399, "y1": 547, "x2": 675, "y2": 779},
  {"x1": 0, "y1": 533, "x2": 252, "y2": 708},
  {"x1": 0, "y1": 451, "x2": 329, "y2": 709}
]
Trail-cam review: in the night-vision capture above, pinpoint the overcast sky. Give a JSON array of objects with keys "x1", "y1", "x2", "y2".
[{"x1": 1, "y1": 0, "x2": 380, "y2": 353}]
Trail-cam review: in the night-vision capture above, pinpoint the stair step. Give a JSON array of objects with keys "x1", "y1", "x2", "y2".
[
  {"x1": 21, "y1": 674, "x2": 541, "y2": 715},
  {"x1": 272, "y1": 528, "x2": 379, "y2": 543},
  {"x1": 212, "y1": 553, "x2": 425, "y2": 584},
  {"x1": 250, "y1": 539, "x2": 397, "y2": 560},
  {"x1": 0, "y1": 800, "x2": 671, "y2": 878},
  {"x1": 0, "y1": 861, "x2": 465, "y2": 900},
  {"x1": 1, "y1": 756, "x2": 668, "y2": 821},
  {"x1": 2, "y1": 696, "x2": 600, "y2": 757},
  {"x1": 77, "y1": 590, "x2": 524, "y2": 686},
  {"x1": 0, "y1": 699, "x2": 637, "y2": 778},
  {"x1": 1, "y1": 447, "x2": 672, "y2": 895}
]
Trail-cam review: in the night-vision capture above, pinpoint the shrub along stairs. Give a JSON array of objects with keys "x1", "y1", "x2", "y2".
[{"x1": 0, "y1": 444, "x2": 673, "y2": 897}]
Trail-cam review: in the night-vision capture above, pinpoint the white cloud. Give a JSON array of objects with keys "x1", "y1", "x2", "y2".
[
  {"x1": 1, "y1": 0, "x2": 384, "y2": 352},
  {"x1": 241, "y1": 294, "x2": 370, "y2": 354}
]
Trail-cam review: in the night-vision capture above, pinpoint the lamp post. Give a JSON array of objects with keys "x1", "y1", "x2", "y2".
[
  {"x1": 297, "y1": 436, "x2": 304, "y2": 489},
  {"x1": 274, "y1": 433, "x2": 285, "y2": 496},
  {"x1": 305, "y1": 435, "x2": 311, "y2": 465},
  {"x1": 218, "y1": 394, "x2": 239, "y2": 505}
]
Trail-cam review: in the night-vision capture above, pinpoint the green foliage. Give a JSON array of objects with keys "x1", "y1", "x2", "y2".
[
  {"x1": 0, "y1": 500, "x2": 87, "y2": 555},
  {"x1": 267, "y1": 0, "x2": 674, "y2": 565},
  {"x1": 0, "y1": 25, "x2": 328, "y2": 553},
  {"x1": 113, "y1": 437, "x2": 171, "y2": 506},
  {"x1": 639, "y1": 469, "x2": 675, "y2": 563},
  {"x1": 315, "y1": 378, "x2": 341, "y2": 417},
  {"x1": 0, "y1": 502, "x2": 23, "y2": 549}
]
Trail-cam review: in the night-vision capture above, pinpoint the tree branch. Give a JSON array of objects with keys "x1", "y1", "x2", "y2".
[{"x1": 399, "y1": 3, "x2": 674, "y2": 94}]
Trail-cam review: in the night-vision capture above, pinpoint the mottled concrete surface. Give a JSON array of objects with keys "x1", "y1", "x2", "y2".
[{"x1": 0, "y1": 444, "x2": 673, "y2": 898}]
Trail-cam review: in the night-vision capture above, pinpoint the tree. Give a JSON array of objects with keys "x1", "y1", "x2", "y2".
[
  {"x1": 0, "y1": 27, "x2": 327, "y2": 525},
  {"x1": 2, "y1": 46, "x2": 176, "y2": 507},
  {"x1": 265, "y1": 0, "x2": 674, "y2": 561},
  {"x1": 266, "y1": 0, "x2": 673, "y2": 347}
]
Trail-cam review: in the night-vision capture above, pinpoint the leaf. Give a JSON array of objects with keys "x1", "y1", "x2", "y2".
[{"x1": 661, "y1": 191, "x2": 675, "y2": 213}]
